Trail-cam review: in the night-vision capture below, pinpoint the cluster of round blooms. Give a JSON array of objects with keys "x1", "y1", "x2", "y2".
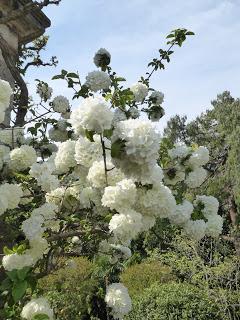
[
  {"x1": 94, "y1": 48, "x2": 111, "y2": 67},
  {"x1": 130, "y1": 82, "x2": 148, "y2": 102},
  {"x1": 109, "y1": 209, "x2": 143, "y2": 243},
  {"x1": 168, "y1": 143, "x2": 191, "y2": 159},
  {"x1": 105, "y1": 283, "x2": 132, "y2": 320},
  {"x1": 112, "y1": 119, "x2": 160, "y2": 165},
  {"x1": 54, "y1": 140, "x2": 76, "y2": 174},
  {"x1": 164, "y1": 165, "x2": 185, "y2": 185},
  {"x1": 69, "y1": 97, "x2": 113, "y2": 134},
  {"x1": 0, "y1": 145, "x2": 10, "y2": 170},
  {"x1": 36, "y1": 82, "x2": 53, "y2": 101},
  {"x1": 0, "y1": 79, "x2": 12, "y2": 123},
  {"x1": 52, "y1": 95, "x2": 70, "y2": 113},
  {"x1": 195, "y1": 195, "x2": 219, "y2": 217},
  {"x1": 128, "y1": 107, "x2": 140, "y2": 119},
  {"x1": 87, "y1": 159, "x2": 124, "y2": 188},
  {"x1": 183, "y1": 219, "x2": 207, "y2": 241},
  {"x1": 2, "y1": 253, "x2": 34, "y2": 272},
  {"x1": 21, "y1": 297, "x2": 54, "y2": 320},
  {"x1": 0, "y1": 183, "x2": 23, "y2": 215},
  {"x1": 185, "y1": 167, "x2": 207, "y2": 188},
  {"x1": 169, "y1": 200, "x2": 193, "y2": 225},
  {"x1": 85, "y1": 70, "x2": 111, "y2": 92},
  {"x1": 112, "y1": 109, "x2": 127, "y2": 126},
  {"x1": 188, "y1": 146, "x2": 209, "y2": 168},
  {"x1": 9, "y1": 145, "x2": 37, "y2": 172},
  {"x1": 149, "y1": 90, "x2": 164, "y2": 105},
  {"x1": 30, "y1": 161, "x2": 59, "y2": 192},
  {"x1": 75, "y1": 135, "x2": 104, "y2": 167},
  {"x1": 102, "y1": 179, "x2": 137, "y2": 211}
]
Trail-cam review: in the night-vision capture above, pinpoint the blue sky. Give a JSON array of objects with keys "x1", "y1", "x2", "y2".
[{"x1": 26, "y1": 0, "x2": 240, "y2": 129}]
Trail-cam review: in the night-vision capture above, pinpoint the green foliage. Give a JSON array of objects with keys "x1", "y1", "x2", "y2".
[
  {"x1": 120, "y1": 260, "x2": 174, "y2": 297},
  {"x1": 126, "y1": 282, "x2": 239, "y2": 320},
  {"x1": 38, "y1": 257, "x2": 109, "y2": 320}
]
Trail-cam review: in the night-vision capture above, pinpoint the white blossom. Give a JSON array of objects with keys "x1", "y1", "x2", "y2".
[
  {"x1": 54, "y1": 140, "x2": 76, "y2": 174},
  {"x1": 168, "y1": 143, "x2": 191, "y2": 159},
  {"x1": 169, "y1": 200, "x2": 193, "y2": 225},
  {"x1": 85, "y1": 70, "x2": 111, "y2": 92},
  {"x1": 69, "y1": 97, "x2": 113, "y2": 134},
  {"x1": 37, "y1": 82, "x2": 53, "y2": 101},
  {"x1": 0, "y1": 79, "x2": 12, "y2": 112},
  {"x1": 149, "y1": 90, "x2": 164, "y2": 105},
  {"x1": 105, "y1": 283, "x2": 132, "y2": 319},
  {"x1": 52, "y1": 95, "x2": 70, "y2": 113},
  {"x1": 185, "y1": 167, "x2": 207, "y2": 188},
  {"x1": 2, "y1": 253, "x2": 34, "y2": 271},
  {"x1": 205, "y1": 215, "x2": 223, "y2": 237},
  {"x1": 72, "y1": 236, "x2": 80, "y2": 244},
  {"x1": 130, "y1": 83, "x2": 148, "y2": 102},
  {"x1": 75, "y1": 135, "x2": 103, "y2": 168},
  {"x1": 21, "y1": 297, "x2": 54, "y2": 320},
  {"x1": 102, "y1": 179, "x2": 136, "y2": 211},
  {"x1": 0, "y1": 183, "x2": 23, "y2": 211},
  {"x1": 94, "y1": 48, "x2": 111, "y2": 67},
  {"x1": 188, "y1": 146, "x2": 209, "y2": 168},
  {"x1": 109, "y1": 209, "x2": 143, "y2": 243},
  {"x1": 184, "y1": 219, "x2": 206, "y2": 241},
  {"x1": 195, "y1": 195, "x2": 219, "y2": 217},
  {"x1": 9, "y1": 145, "x2": 37, "y2": 172}
]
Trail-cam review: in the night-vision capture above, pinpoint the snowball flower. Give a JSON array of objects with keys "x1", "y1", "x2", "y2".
[
  {"x1": 169, "y1": 200, "x2": 193, "y2": 225},
  {"x1": 149, "y1": 90, "x2": 164, "y2": 105},
  {"x1": 75, "y1": 135, "x2": 103, "y2": 167},
  {"x1": 102, "y1": 179, "x2": 136, "y2": 211},
  {"x1": 21, "y1": 297, "x2": 54, "y2": 320},
  {"x1": 195, "y1": 195, "x2": 219, "y2": 217},
  {"x1": 52, "y1": 95, "x2": 70, "y2": 113},
  {"x1": 168, "y1": 143, "x2": 191, "y2": 159},
  {"x1": 9, "y1": 145, "x2": 37, "y2": 172},
  {"x1": 164, "y1": 166, "x2": 185, "y2": 185},
  {"x1": 2, "y1": 253, "x2": 34, "y2": 271},
  {"x1": 185, "y1": 167, "x2": 207, "y2": 188},
  {"x1": 205, "y1": 215, "x2": 223, "y2": 237},
  {"x1": 48, "y1": 126, "x2": 68, "y2": 142},
  {"x1": 0, "y1": 183, "x2": 23, "y2": 210},
  {"x1": 112, "y1": 109, "x2": 127, "y2": 126},
  {"x1": 85, "y1": 70, "x2": 111, "y2": 92},
  {"x1": 72, "y1": 236, "x2": 80, "y2": 244},
  {"x1": 22, "y1": 215, "x2": 45, "y2": 240},
  {"x1": 112, "y1": 119, "x2": 160, "y2": 165},
  {"x1": 54, "y1": 140, "x2": 76, "y2": 174},
  {"x1": 130, "y1": 82, "x2": 148, "y2": 102},
  {"x1": 188, "y1": 146, "x2": 209, "y2": 168},
  {"x1": 69, "y1": 96, "x2": 113, "y2": 134},
  {"x1": 109, "y1": 209, "x2": 143, "y2": 243},
  {"x1": 94, "y1": 48, "x2": 111, "y2": 67},
  {"x1": 37, "y1": 82, "x2": 53, "y2": 101},
  {"x1": 0, "y1": 79, "x2": 12, "y2": 108},
  {"x1": 87, "y1": 159, "x2": 124, "y2": 188},
  {"x1": 105, "y1": 283, "x2": 132, "y2": 319},
  {"x1": 184, "y1": 219, "x2": 206, "y2": 241}
]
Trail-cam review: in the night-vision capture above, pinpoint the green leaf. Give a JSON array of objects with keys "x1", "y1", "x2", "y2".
[
  {"x1": 186, "y1": 31, "x2": 195, "y2": 35},
  {"x1": 33, "y1": 314, "x2": 50, "y2": 320},
  {"x1": 6, "y1": 270, "x2": 18, "y2": 282},
  {"x1": 67, "y1": 72, "x2": 79, "y2": 78},
  {"x1": 17, "y1": 267, "x2": 31, "y2": 281},
  {"x1": 111, "y1": 139, "x2": 125, "y2": 158},
  {"x1": 3, "y1": 246, "x2": 14, "y2": 255},
  {"x1": 12, "y1": 280, "x2": 28, "y2": 302},
  {"x1": 103, "y1": 129, "x2": 113, "y2": 139},
  {"x1": 85, "y1": 129, "x2": 95, "y2": 142}
]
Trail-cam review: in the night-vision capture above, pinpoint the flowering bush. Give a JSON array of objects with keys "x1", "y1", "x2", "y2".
[{"x1": 0, "y1": 28, "x2": 224, "y2": 319}]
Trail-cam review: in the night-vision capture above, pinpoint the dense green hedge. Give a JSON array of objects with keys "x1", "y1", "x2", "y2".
[{"x1": 126, "y1": 282, "x2": 240, "y2": 320}]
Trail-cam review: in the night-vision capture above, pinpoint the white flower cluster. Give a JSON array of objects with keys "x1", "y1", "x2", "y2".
[
  {"x1": 94, "y1": 48, "x2": 111, "y2": 67},
  {"x1": 105, "y1": 283, "x2": 132, "y2": 319},
  {"x1": 0, "y1": 79, "x2": 12, "y2": 123},
  {"x1": 21, "y1": 297, "x2": 54, "y2": 320},
  {"x1": 0, "y1": 183, "x2": 23, "y2": 215},
  {"x1": 54, "y1": 140, "x2": 76, "y2": 174},
  {"x1": 149, "y1": 90, "x2": 164, "y2": 105},
  {"x1": 36, "y1": 82, "x2": 53, "y2": 101},
  {"x1": 30, "y1": 159, "x2": 59, "y2": 192},
  {"x1": 9, "y1": 145, "x2": 37, "y2": 172},
  {"x1": 69, "y1": 97, "x2": 113, "y2": 134},
  {"x1": 166, "y1": 143, "x2": 209, "y2": 188},
  {"x1": 85, "y1": 70, "x2": 111, "y2": 92},
  {"x1": 52, "y1": 95, "x2": 70, "y2": 113},
  {"x1": 75, "y1": 135, "x2": 103, "y2": 167},
  {"x1": 130, "y1": 83, "x2": 148, "y2": 102}
]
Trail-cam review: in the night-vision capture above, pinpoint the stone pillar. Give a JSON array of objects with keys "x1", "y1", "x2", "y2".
[{"x1": 0, "y1": 0, "x2": 51, "y2": 126}]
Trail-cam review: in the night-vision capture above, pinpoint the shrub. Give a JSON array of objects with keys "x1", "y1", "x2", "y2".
[
  {"x1": 38, "y1": 257, "x2": 108, "y2": 320},
  {"x1": 126, "y1": 282, "x2": 240, "y2": 320},
  {"x1": 120, "y1": 260, "x2": 174, "y2": 297}
]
